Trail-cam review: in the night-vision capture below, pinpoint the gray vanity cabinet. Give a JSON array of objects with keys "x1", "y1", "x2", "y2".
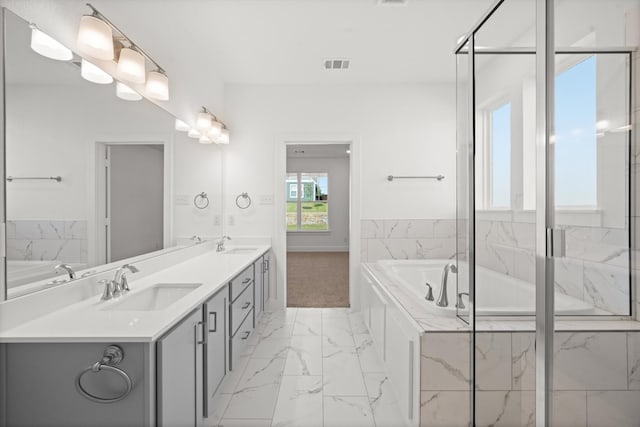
[
  {"x1": 157, "y1": 307, "x2": 205, "y2": 427},
  {"x1": 228, "y1": 265, "x2": 255, "y2": 371},
  {"x1": 255, "y1": 257, "x2": 264, "y2": 315},
  {"x1": 203, "y1": 288, "x2": 227, "y2": 416}
]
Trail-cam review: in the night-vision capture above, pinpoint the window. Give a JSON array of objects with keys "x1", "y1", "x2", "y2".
[
  {"x1": 490, "y1": 103, "x2": 511, "y2": 208},
  {"x1": 286, "y1": 172, "x2": 329, "y2": 231}
]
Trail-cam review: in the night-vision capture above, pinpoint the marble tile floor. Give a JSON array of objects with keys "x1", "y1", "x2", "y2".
[{"x1": 207, "y1": 307, "x2": 405, "y2": 427}]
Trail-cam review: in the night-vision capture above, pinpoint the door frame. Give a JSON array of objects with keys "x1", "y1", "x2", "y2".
[
  {"x1": 273, "y1": 135, "x2": 361, "y2": 310},
  {"x1": 93, "y1": 136, "x2": 173, "y2": 266}
]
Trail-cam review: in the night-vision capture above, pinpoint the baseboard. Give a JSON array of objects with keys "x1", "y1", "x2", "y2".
[{"x1": 287, "y1": 246, "x2": 349, "y2": 252}]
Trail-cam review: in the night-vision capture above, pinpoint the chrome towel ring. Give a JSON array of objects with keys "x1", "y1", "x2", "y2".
[
  {"x1": 75, "y1": 345, "x2": 133, "y2": 404},
  {"x1": 235, "y1": 192, "x2": 252, "y2": 209},
  {"x1": 194, "y1": 192, "x2": 210, "y2": 209}
]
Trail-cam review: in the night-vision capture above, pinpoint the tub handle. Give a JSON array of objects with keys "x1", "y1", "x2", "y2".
[
  {"x1": 424, "y1": 283, "x2": 434, "y2": 301},
  {"x1": 456, "y1": 292, "x2": 470, "y2": 309}
]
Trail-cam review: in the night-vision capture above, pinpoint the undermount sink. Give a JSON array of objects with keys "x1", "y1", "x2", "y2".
[
  {"x1": 223, "y1": 247, "x2": 257, "y2": 254},
  {"x1": 102, "y1": 283, "x2": 202, "y2": 311}
]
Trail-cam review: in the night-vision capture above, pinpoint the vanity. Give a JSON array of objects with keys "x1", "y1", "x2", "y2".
[{"x1": 0, "y1": 241, "x2": 272, "y2": 427}]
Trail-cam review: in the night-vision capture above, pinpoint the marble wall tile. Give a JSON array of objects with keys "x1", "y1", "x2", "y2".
[
  {"x1": 553, "y1": 391, "x2": 587, "y2": 427},
  {"x1": 513, "y1": 249, "x2": 535, "y2": 284},
  {"x1": 361, "y1": 220, "x2": 385, "y2": 238},
  {"x1": 15, "y1": 220, "x2": 65, "y2": 240},
  {"x1": 64, "y1": 220, "x2": 88, "y2": 240},
  {"x1": 6, "y1": 220, "x2": 16, "y2": 239},
  {"x1": 511, "y1": 222, "x2": 535, "y2": 251},
  {"x1": 368, "y1": 238, "x2": 456, "y2": 262},
  {"x1": 271, "y1": 375, "x2": 323, "y2": 427},
  {"x1": 360, "y1": 239, "x2": 369, "y2": 262},
  {"x1": 554, "y1": 258, "x2": 585, "y2": 300},
  {"x1": 475, "y1": 242, "x2": 515, "y2": 276},
  {"x1": 421, "y1": 333, "x2": 470, "y2": 391},
  {"x1": 511, "y1": 333, "x2": 535, "y2": 391},
  {"x1": 628, "y1": 332, "x2": 640, "y2": 390},
  {"x1": 324, "y1": 396, "x2": 375, "y2": 427},
  {"x1": 583, "y1": 261, "x2": 631, "y2": 315},
  {"x1": 420, "y1": 391, "x2": 470, "y2": 427},
  {"x1": 586, "y1": 391, "x2": 640, "y2": 427},
  {"x1": 385, "y1": 220, "x2": 432, "y2": 239},
  {"x1": 553, "y1": 332, "x2": 628, "y2": 390},
  {"x1": 6, "y1": 220, "x2": 88, "y2": 263},
  {"x1": 416, "y1": 238, "x2": 457, "y2": 260},
  {"x1": 475, "y1": 391, "x2": 535, "y2": 427},
  {"x1": 475, "y1": 333, "x2": 512, "y2": 391}
]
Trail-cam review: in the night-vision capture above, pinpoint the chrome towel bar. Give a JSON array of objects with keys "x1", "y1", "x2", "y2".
[
  {"x1": 387, "y1": 175, "x2": 444, "y2": 182},
  {"x1": 6, "y1": 176, "x2": 62, "y2": 182}
]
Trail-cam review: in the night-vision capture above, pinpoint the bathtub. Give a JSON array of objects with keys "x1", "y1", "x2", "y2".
[{"x1": 376, "y1": 259, "x2": 597, "y2": 316}]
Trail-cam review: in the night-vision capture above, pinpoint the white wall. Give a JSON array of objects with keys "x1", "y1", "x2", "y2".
[{"x1": 286, "y1": 156, "x2": 350, "y2": 252}]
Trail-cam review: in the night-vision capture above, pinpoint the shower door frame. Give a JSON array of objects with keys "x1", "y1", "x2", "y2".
[{"x1": 455, "y1": 0, "x2": 634, "y2": 425}]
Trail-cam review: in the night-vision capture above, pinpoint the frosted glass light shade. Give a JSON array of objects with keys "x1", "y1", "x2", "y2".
[
  {"x1": 77, "y1": 15, "x2": 114, "y2": 60},
  {"x1": 116, "y1": 48, "x2": 146, "y2": 84},
  {"x1": 207, "y1": 120, "x2": 223, "y2": 139},
  {"x1": 217, "y1": 128, "x2": 230, "y2": 145},
  {"x1": 116, "y1": 82, "x2": 141, "y2": 101},
  {"x1": 187, "y1": 129, "x2": 201, "y2": 138},
  {"x1": 145, "y1": 71, "x2": 169, "y2": 100},
  {"x1": 199, "y1": 135, "x2": 213, "y2": 145},
  {"x1": 196, "y1": 112, "x2": 212, "y2": 131},
  {"x1": 30, "y1": 27, "x2": 72, "y2": 61},
  {"x1": 81, "y1": 59, "x2": 113, "y2": 84},
  {"x1": 175, "y1": 119, "x2": 190, "y2": 132}
]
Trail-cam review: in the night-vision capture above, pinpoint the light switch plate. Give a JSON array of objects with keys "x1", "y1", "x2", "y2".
[
  {"x1": 259, "y1": 195, "x2": 274, "y2": 205},
  {"x1": 175, "y1": 194, "x2": 190, "y2": 206}
]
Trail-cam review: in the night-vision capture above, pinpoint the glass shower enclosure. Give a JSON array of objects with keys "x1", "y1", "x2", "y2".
[{"x1": 455, "y1": 0, "x2": 638, "y2": 425}]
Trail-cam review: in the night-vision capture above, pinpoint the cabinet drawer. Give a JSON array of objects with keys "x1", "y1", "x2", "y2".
[
  {"x1": 229, "y1": 265, "x2": 254, "y2": 302},
  {"x1": 230, "y1": 282, "x2": 254, "y2": 336},
  {"x1": 229, "y1": 308, "x2": 254, "y2": 371}
]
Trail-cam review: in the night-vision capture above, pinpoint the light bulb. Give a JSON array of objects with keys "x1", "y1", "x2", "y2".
[
  {"x1": 81, "y1": 59, "x2": 113, "y2": 84},
  {"x1": 116, "y1": 47, "x2": 146, "y2": 84},
  {"x1": 196, "y1": 112, "x2": 212, "y2": 131},
  {"x1": 77, "y1": 15, "x2": 114, "y2": 60},
  {"x1": 175, "y1": 119, "x2": 190, "y2": 132},
  {"x1": 116, "y1": 82, "x2": 141, "y2": 101},
  {"x1": 30, "y1": 27, "x2": 72, "y2": 61},
  {"x1": 187, "y1": 129, "x2": 201, "y2": 139},
  {"x1": 145, "y1": 71, "x2": 169, "y2": 100},
  {"x1": 207, "y1": 120, "x2": 223, "y2": 139}
]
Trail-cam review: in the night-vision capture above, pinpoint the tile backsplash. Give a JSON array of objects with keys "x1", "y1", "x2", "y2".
[
  {"x1": 360, "y1": 219, "x2": 457, "y2": 262},
  {"x1": 6, "y1": 220, "x2": 88, "y2": 263}
]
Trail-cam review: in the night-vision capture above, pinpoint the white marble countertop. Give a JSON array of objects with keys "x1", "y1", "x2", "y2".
[
  {"x1": 364, "y1": 263, "x2": 640, "y2": 333},
  {"x1": 0, "y1": 245, "x2": 270, "y2": 343}
]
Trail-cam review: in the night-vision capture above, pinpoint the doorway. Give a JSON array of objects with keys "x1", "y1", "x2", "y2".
[
  {"x1": 285, "y1": 143, "x2": 351, "y2": 307},
  {"x1": 97, "y1": 143, "x2": 164, "y2": 264}
]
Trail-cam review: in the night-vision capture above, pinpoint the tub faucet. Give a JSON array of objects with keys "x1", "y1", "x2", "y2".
[
  {"x1": 424, "y1": 283, "x2": 434, "y2": 301},
  {"x1": 55, "y1": 263, "x2": 76, "y2": 280},
  {"x1": 113, "y1": 264, "x2": 139, "y2": 295},
  {"x1": 216, "y1": 235, "x2": 231, "y2": 252},
  {"x1": 436, "y1": 263, "x2": 458, "y2": 307},
  {"x1": 456, "y1": 292, "x2": 470, "y2": 309}
]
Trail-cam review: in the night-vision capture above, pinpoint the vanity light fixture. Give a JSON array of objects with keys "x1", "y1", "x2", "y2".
[
  {"x1": 217, "y1": 127, "x2": 230, "y2": 145},
  {"x1": 187, "y1": 128, "x2": 201, "y2": 139},
  {"x1": 207, "y1": 120, "x2": 223, "y2": 140},
  {"x1": 30, "y1": 25, "x2": 73, "y2": 61},
  {"x1": 199, "y1": 135, "x2": 213, "y2": 145},
  {"x1": 116, "y1": 47, "x2": 146, "y2": 84},
  {"x1": 116, "y1": 81, "x2": 142, "y2": 101},
  {"x1": 81, "y1": 58, "x2": 113, "y2": 84},
  {"x1": 196, "y1": 108, "x2": 213, "y2": 131},
  {"x1": 175, "y1": 119, "x2": 190, "y2": 132},
  {"x1": 77, "y1": 4, "x2": 170, "y2": 99}
]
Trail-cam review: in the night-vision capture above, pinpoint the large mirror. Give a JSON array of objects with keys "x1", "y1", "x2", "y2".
[{"x1": 4, "y1": 9, "x2": 223, "y2": 298}]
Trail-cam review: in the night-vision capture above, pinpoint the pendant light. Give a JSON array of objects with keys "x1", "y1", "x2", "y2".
[
  {"x1": 116, "y1": 82, "x2": 142, "y2": 101},
  {"x1": 116, "y1": 47, "x2": 146, "y2": 84},
  {"x1": 81, "y1": 59, "x2": 113, "y2": 84},
  {"x1": 199, "y1": 135, "x2": 213, "y2": 145},
  {"x1": 30, "y1": 25, "x2": 72, "y2": 61},
  {"x1": 187, "y1": 129, "x2": 201, "y2": 139},
  {"x1": 217, "y1": 128, "x2": 230, "y2": 145},
  {"x1": 77, "y1": 15, "x2": 114, "y2": 60},
  {"x1": 145, "y1": 70, "x2": 169, "y2": 100},
  {"x1": 175, "y1": 119, "x2": 190, "y2": 132}
]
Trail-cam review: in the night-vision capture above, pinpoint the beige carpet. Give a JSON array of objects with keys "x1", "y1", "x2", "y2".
[{"x1": 287, "y1": 252, "x2": 350, "y2": 307}]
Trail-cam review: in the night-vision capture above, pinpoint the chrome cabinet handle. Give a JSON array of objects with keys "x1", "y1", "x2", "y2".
[
  {"x1": 208, "y1": 311, "x2": 217, "y2": 332},
  {"x1": 242, "y1": 277, "x2": 251, "y2": 284},
  {"x1": 241, "y1": 331, "x2": 250, "y2": 340},
  {"x1": 195, "y1": 321, "x2": 206, "y2": 345},
  {"x1": 242, "y1": 301, "x2": 251, "y2": 309}
]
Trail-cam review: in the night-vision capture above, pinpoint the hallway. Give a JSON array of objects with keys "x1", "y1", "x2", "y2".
[{"x1": 286, "y1": 253, "x2": 350, "y2": 307}]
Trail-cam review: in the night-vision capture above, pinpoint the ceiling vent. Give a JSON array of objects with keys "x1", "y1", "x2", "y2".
[
  {"x1": 377, "y1": 0, "x2": 409, "y2": 6},
  {"x1": 323, "y1": 59, "x2": 350, "y2": 70}
]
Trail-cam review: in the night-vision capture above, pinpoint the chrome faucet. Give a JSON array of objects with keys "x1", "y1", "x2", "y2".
[
  {"x1": 98, "y1": 279, "x2": 115, "y2": 301},
  {"x1": 216, "y1": 235, "x2": 231, "y2": 252},
  {"x1": 456, "y1": 292, "x2": 470, "y2": 309},
  {"x1": 55, "y1": 263, "x2": 76, "y2": 280},
  {"x1": 113, "y1": 264, "x2": 139, "y2": 295},
  {"x1": 424, "y1": 282, "x2": 434, "y2": 301},
  {"x1": 190, "y1": 235, "x2": 203, "y2": 243},
  {"x1": 436, "y1": 263, "x2": 458, "y2": 307}
]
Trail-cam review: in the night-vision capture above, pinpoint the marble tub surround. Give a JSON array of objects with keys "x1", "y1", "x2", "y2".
[
  {"x1": 208, "y1": 307, "x2": 404, "y2": 427},
  {"x1": 0, "y1": 241, "x2": 271, "y2": 342},
  {"x1": 360, "y1": 219, "x2": 457, "y2": 263},
  {"x1": 475, "y1": 219, "x2": 632, "y2": 315},
  {"x1": 6, "y1": 219, "x2": 88, "y2": 263}
]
